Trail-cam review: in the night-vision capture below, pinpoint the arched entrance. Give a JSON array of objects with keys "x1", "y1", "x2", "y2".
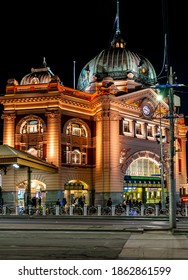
[
  {"x1": 122, "y1": 151, "x2": 167, "y2": 204},
  {"x1": 17, "y1": 179, "x2": 46, "y2": 206},
  {"x1": 64, "y1": 180, "x2": 88, "y2": 206}
]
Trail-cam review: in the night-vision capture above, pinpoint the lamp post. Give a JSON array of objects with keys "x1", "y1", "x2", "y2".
[
  {"x1": 151, "y1": 66, "x2": 184, "y2": 229},
  {"x1": 168, "y1": 67, "x2": 176, "y2": 229},
  {"x1": 27, "y1": 167, "x2": 32, "y2": 206}
]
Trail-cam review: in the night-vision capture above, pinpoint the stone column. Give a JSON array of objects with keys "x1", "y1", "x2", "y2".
[
  {"x1": 94, "y1": 96, "x2": 122, "y2": 206},
  {"x1": 1, "y1": 113, "x2": 16, "y2": 147},
  {"x1": 45, "y1": 109, "x2": 61, "y2": 167}
]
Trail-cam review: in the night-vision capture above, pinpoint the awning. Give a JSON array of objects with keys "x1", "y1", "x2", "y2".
[
  {"x1": 0, "y1": 144, "x2": 58, "y2": 173},
  {"x1": 124, "y1": 175, "x2": 162, "y2": 188}
]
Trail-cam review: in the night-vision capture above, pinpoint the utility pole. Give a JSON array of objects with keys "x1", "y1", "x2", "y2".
[
  {"x1": 151, "y1": 66, "x2": 184, "y2": 229},
  {"x1": 156, "y1": 96, "x2": 166, "y2": 210},
  {"x1": 159, "y1": 106, "x2": 166, "y2": 210},
  {"x1": 168, "y1": 66, "x2": 177, "y2": 229}
]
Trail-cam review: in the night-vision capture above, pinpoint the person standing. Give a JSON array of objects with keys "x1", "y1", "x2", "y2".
[
  {"x1": 38, "y1": 197, "x2": 42, "y2": 206},
  {"x1": 56, "y1": 198, "x2": 60, "y2": 206},
  {"x1": 31, "y1": 196, "x2": 37, "y2": 208},
  {"x1": 107, "y1": 197, "x2": 112, "y2": 207}
]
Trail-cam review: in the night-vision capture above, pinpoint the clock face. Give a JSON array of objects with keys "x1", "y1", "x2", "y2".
[{"x1": 142, "y1": 105, "x2": 151, "y2": 116}]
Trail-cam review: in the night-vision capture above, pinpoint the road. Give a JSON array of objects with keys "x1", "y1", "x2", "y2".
[
  {"x1": 0, "y1": 230, "x2": 131, "y2": 260},
  {"x1": 0, "y1": 215, "x2": 188, "y2": 230},
  {"x1": 0, "y1": 216, "x2": 188, "y2": 260}
]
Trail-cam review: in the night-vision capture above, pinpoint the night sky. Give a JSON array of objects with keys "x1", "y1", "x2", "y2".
[{"x1": 0, "y1": 0, "x2": 188, "y2": 135}]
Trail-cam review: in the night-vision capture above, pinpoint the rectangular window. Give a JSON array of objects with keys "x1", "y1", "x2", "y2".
[
  {"x1": 82, "y1": 153, "x2": 86, "y2": 164},
  {"x1": 147, "y1": 125, "x2": 153, "y2": 137},
  {"x1": 179, "y1": 158, "x2": 182, "y2": 174},
  {"x1": 123, "y1": 120, "x2": 130, "y2": 133},
  {"x1": 71, "y1": 153, "x2": 80, "y2": 164},
  {"x1": 135, "y1": 123, "x2": 141, "y2": 135},
  {"x1": 72, "y1": 127, "x2": 81, "y2": 136}
]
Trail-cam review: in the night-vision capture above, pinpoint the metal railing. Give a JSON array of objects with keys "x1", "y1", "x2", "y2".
[{"x1": 1, "y1": 203, "x2": 188, "y2": 217}]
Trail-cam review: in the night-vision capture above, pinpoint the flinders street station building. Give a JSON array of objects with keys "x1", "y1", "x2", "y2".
[{"x1": 0, "y1": 8, "x2": 188, "y2": 208}]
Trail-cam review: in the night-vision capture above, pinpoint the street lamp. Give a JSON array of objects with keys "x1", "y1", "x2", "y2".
[{"x1": 151, "y1": 66, "x2": 184, "y2": 229}]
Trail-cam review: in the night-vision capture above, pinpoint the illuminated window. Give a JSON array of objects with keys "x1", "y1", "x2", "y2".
[
  {"x1": 66, "y1": 147, "x2": 86, "y2": 165},
  {"x1": 71, "y1": 150, "x2": 81, "y2": 164},
  {"x1": 66, "y1": 123, "x2": 87, "y2": 137},
  {"x1": 126, "y1": 158, "x2": 160, "y2": 176},
  {"x1": 147, "y1": 125, "x2": 153, "y2": 137},
  {"x1": 65, "y1": 121, "x2": 88, "y2": 165},
  {"x1": 123, "y1": 120, "x2": 130, "y2": 133},
  {"x1": 135, "y1": 123, "x2": 141, "y2": 135},
  {"x1": 18, "y1": 117, "x2": 45, "y2": 160},
  {"x1": 21, "y1": 120, "x2": 43, "y2": 134}
]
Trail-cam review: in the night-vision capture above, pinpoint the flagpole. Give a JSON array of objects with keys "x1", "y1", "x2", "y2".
[{"x1": 73, "y1": 61, "x2": 76, "y2": 89}]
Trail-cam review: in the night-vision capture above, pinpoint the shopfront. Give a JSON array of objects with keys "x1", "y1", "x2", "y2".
[
  {"x1": 64, "y1": 181, "x2": 88, "y2": 205},
  {"x1": 123, "y1": 175, "x2": 166, "y2": 204}
]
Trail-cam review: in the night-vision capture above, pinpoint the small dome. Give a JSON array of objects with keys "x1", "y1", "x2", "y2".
[
  {"x1": 20, "y1": 58, "x2": 58, "y2": 85},
  {"x1": 20, "y1": 66, "x2": 54, "y2": 85}
]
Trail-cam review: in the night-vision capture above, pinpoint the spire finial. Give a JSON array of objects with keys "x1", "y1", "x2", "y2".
[
  {"x1": 43, "y1": 57, "x2": 47, "y2": 67},
  {"x1": 116, "y1": 0, "x2": 120, "y2": 35}
]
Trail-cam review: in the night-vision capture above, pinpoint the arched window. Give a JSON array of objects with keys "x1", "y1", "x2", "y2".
[
  {"x1": 17, "y1": 116, "x2": 46, "y2": 159},
  {"x1": 126, "y1": 158, "x2": 160, "y2": 176},
  {"x1": 66, "y1": 123, "x2": 87, "y2": 137},
  {"x1": 65, "y1": 121, "x2": 88, "y2": 165},
  {"x1": 20, "y1": 120, "x2": 43, "y2": 134}
]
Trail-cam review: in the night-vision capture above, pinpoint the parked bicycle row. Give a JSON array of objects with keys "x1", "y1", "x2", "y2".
[{"x1": 0, "y1": 203, "x2": 188, "y2": 217}]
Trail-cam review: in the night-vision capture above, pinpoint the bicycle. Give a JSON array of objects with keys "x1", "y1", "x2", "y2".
[
  {"x1": 176, "y1": 207, "x2": 186, "y2": 216},
  {"x1": 2, "y1": 206, "x2": 14, "y2": 215},
  {"x1": 115, "y1": 204, "x2": 125, "y2": 216},
  {"x1": 129, "y1": 206, "x2": 140, "y2": 216},
  {"x1": 101, "y1": 206, "x2": 112, "y2": 215},
  {"x1": 59, "y1": 205, "x2": 69, "y2": 215},
  {"x1": 73, "y1": 205, "x2": 83, "y2": 215},
  {"x1": 88, "y1": 206, "x2": 98, "y2": 216},
  {"x1": 18, "y1": 206, "x2": 27, "y2": 215},
  {"x1": 144, "y1": 206, "x2": 155, "y2": 216},
  {"x1": 159, "y1": 208, "x2": 169, "y2": 216},
  {"x1": 47, "y1": 206, "x2": 56, "y2": 215}
]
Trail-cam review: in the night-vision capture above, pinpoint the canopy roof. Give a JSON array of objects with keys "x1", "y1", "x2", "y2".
[{"x1": 0, "y1": 144, "x2": 58, "y2": 173}]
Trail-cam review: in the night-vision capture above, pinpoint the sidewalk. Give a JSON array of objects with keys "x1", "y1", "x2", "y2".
[{"x1": 118, "y1": 230, "x2": 188, "y2": 259}]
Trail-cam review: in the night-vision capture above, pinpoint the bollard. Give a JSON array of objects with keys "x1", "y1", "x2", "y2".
[
  {"x1": 16, "y1": 206, "x2": 19, "y2": 215},
  {"x1": 98, "y1": 205, "x2": 101, "y2": 216},
  {"x1": 69, "y1": 205, "x2": 73, "y2": 216},
  {"x1": 84, "y1": 204, "x2": 87, "y2": 216},
  {"x1": 185, "y1": 206, "x2": 188, "y2": 217},
  {"x1": 112, "y1": 205, "x2": 115, "y2": 216},
  {"x1": 185, "y1": 202, "x2": 188, "y2": 217},
  {"x1": 126, "y1": 205, "x2": 130, "y2": 216},
  {"x1": 3, "y1": 205, "x2": 6, "y2": 215},
  {"x1": 56, "y1": 205, "x2": 59, "y2": 215},
  {"x1": 141, "y1": 205, "x2": 145, "y2": 216},
  {"x1": 43, "y1": 205, "x2": 46, "y2": 216},
  {"x1": 29, "y1": 205, "x2": 32, "y2": 215},
  {"x1": 155, "y1": 204, "x2": 159, "y2": 216}
]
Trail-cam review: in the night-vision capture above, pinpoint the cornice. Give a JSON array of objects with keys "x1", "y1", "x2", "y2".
[{"x1": 0, "y1": 86, "x2": 170, "y2": 120}]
